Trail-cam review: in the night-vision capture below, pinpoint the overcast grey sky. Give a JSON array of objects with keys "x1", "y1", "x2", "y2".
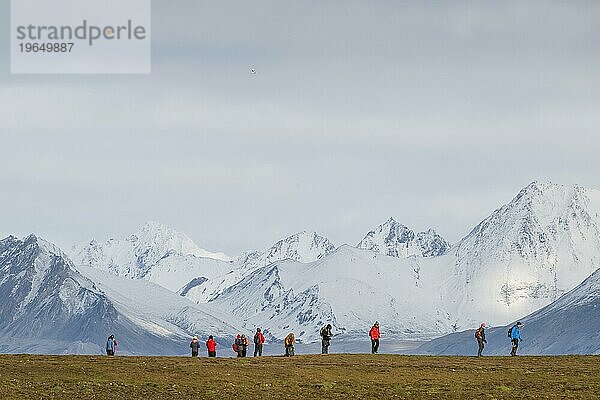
[{"x1": 1, "y1": 1, "x2": 600, "y2": 255}]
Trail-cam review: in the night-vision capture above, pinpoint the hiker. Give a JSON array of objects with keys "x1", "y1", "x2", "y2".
[
  {"x1": 320, "y1": 324, "x2": 333, "y2": 354},
  {"x1": 284, "y1": 332, "x2": 295, "y2": 356},
  {"x1": 235, "y1": 334, "x2": 248, "y2": 357},
  {"x1": 509, "y1": 322, "x2": 523, "y2": 356},
  {"x1": 190, "y1": 336, "x2": 200, "y2": 357},
  {"x1": 106, "y1": 335, "x2": 117, "y2": 356},
  {"x1": 475, "y1": 323, "x2": 487, "y2": 357},
  {"x1": 234, "y1": 334, "x2": 244, "y2": 357},
  {"x1": 242, "y1": 334, "x2": 249, "y2": 357},
  {"x1": 369, "y1": 321, "x2": 380, "y2": 354},
  {"x1": 206, "y1": 335, "x2": 217, "y2": 357},
  {"x1": 253, "y1": 328, "x2": 265, "y2": 357},
  {"x1": 233, "y1": 335, "x2": 240, "y2": 356}
]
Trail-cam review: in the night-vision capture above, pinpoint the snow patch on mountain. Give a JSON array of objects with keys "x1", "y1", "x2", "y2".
[{"x1": 76, "y1": 264, "x2": 240, "y2": 343}]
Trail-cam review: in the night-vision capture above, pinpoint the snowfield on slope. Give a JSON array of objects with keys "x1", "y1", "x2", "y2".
[
  {"x1": 417, "y1": 266, "x2": 600, "y2": 355},
  {"x1": 76, "y1": 265, "x2": 241, "y2": 343},
  {"x1": 181, "y1": 231, "x2": 336, "y2": 303},
  {"x1": 210, "y1": 245, "x2": 455, "y2": 342}
]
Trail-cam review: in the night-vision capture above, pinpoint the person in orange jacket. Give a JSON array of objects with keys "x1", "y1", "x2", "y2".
[
  {"x1": 206, "y1": 335, "x2": 217, "y2": 357},
  {"x1": 284, "y1": 332, "x2": 295, "y2": 357},
  {"x1": 369, "y1": 321, "x2": 380, "y2": 354}
]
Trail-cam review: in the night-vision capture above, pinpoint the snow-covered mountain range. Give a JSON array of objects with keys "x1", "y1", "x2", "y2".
[
  {"x1": 2, "y1": 180, "x2": 600, "y2": 354},
  {"x1": 196, "y1": 181, "x2": 600, "y2": 342},
  {"x1": 181, "y1": 231, "x2": 336, "y2": 303},
  {"x1": 209, "y1": 246, "x2": 454, "y2": 342}
]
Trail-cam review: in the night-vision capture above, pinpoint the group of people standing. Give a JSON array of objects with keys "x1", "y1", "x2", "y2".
[
  {"x1": 190, "y1": 335, "x2": 217, "y2": 357},
  {"x1": 184, "y1": 322, "x2": 381, "y2": 358},
  {"x1": 107, "y1": 320, "x2": 526, "y2": 358},
  {"x1": 230, "y1": 328, "x2": 266, "y2": 357},
  {"x1": 475, "y1": 321, "x2": 524, "y2": 356}
]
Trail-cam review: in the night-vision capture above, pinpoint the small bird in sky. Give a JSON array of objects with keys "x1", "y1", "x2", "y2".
[{"x1": 250, "y1": 68, "x2": 257, "y2": 75}]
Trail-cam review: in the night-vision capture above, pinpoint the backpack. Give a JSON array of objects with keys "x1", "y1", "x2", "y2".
[
  {"x1": 475, "y1": 328, "x2": 481, "y2": 339},
  {"x1": 508, "y1": 326, "x2": 515, "y2": 339},
  {"x1": 320, "y1": 326, "x2": 327, "y2": 338},
  {"x1": 232, "y1": 343, "x2": 238, "y2": 352},
  {"x1": 285, "y1": 334, "x2": 294, "y2": 346},
  {"x1": 254, "y1": 334, "x2": 261, "y2": 344}
]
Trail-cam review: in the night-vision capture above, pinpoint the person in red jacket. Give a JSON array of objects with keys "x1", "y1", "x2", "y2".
[
  {"x1": 206, "y1": 335, "x2": 217, "y2": 357},
  {"x1": 369, "y1": 321, "x2": 380, "y2": 354},
  {"x1": 253, "y1": 328, "x2": 265, "y2": 357}
]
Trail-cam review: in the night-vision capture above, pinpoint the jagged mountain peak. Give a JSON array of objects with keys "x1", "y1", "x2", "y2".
[
  {"x1": 276, "y1": 230, "x2": 333, "y2": 243},
  {"x1": 126, "y1": 221, "x2": 232, "y2": 262},
  {"x1": 70, "y1": 222, "x2": 234, "y2": 292},
  {"x1": 357, "y1": 218, "x2": 449, "y2": 258},
  {"x1": 510, "y1": 181, "x2": 589, "y2": 213},
  {"x1": 182, "y1": 231, "x2": 337, "y2": 304},
  {"x1": 234, "y1": 230, "x2": 337, "y2": 266},
  {"x1": 2, "y1": 234, "x2": 72, "y2": 268},
  {"x1": 73, "y1": 221, "x2": 232, "y2": 273},
  {"x1": 265, "y1": 231, "x2": 337, "y2": 264},
  {"x1": 456, "y1": 181, "x2": 600, "y2": 261},
  {"x1": 448, "y1": 181, "x2": 600, "y2": 324}
]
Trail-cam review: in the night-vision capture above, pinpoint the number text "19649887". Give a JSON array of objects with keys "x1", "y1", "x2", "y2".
[{"x1": 19, "y1": 43, "x2": 74, "y2": 53}]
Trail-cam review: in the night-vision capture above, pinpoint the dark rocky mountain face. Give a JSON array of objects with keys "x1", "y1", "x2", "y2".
[{"x1": 0, "y1": 235, "x2": 186, "y2": 355}]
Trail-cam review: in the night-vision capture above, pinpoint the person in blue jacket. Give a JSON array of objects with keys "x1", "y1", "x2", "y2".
[
  {"x1": 510, "y1": 322, "x2": 523, "y2": 356},
  {"x1": 106, "y1": 335, "x2": 117, "y2": 356}
]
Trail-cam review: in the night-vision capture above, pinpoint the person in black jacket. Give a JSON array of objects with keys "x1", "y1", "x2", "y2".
[
  {"x1": 475, "y1": 323, "x2": 487, "y2": 357},
  {"x1": 320, "y1": 324, "x2": 333, "y2": 354}
]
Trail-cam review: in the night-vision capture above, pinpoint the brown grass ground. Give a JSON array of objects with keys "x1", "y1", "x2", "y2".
[{"x1": 0, "y1": 354, "x2": 598, "y2": 399}]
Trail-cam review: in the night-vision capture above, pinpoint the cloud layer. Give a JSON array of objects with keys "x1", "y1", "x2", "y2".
[{"x1": 1, "y1": 1, "x2": 599, "y2": 254}]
